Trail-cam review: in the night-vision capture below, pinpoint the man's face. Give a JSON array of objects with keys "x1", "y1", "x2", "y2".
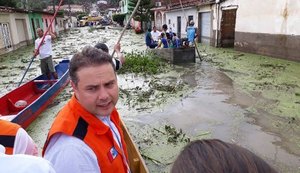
[
  {"x1": 37, "y1": 29, "x2": 43, "y2": 38},
  {"x1": 153, "y1": 27, "x2": 156, "y2": 32},
  {"x1": 71, "y1": 63, "x2": 119, "y2": 117}
]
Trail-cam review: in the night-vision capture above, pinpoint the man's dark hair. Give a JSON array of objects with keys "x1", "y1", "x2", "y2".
[
  {"x1": 171, "y1": 139, "x2": 278, "y2": 173},
  {"x1": 162, "y1": 24, "x2": 168, "y2": 31},
  {"x1": 70, "y1": 46, "x2": 115, "y2": 85},
  {"x1": 94, "y1": 43, "x2": 109, "y2": 53}
]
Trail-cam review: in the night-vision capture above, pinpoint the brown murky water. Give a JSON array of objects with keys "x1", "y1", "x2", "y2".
[{"x1": 0, "y1": 27, "x2": 299, "y2": 173}]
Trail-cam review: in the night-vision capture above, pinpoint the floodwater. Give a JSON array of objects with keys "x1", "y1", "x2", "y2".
[{"x1": 0, "y1": 26, "x2": 299, "y2": 173}]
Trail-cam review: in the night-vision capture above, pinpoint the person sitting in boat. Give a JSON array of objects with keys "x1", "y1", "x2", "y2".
[
  {"x1": 43, "y1": 46, "x2": 130, "y2": 173},
  {"x1": 186, "y1": 20, "x2": 197, "y2": 46},
  {"x1": 95, "y1": 42, "x2": 125, "y2": 71},
  {"x1": 0, "y1": 144, "x2": 56, "y2": 173},
  {"x1": 171, "y1": 139, "x2": 278, "y2": 173},
  {"x1": 0, "y1": 120, "x2": 38, "y2": 156},
  {"x1": 157, "y1": 32, "x2": 169, "y2": 48},
  {"x1": 172, "y1": 33, "x2": 181, "y2": 48},
  {"x1": 34, "y1": 28, "x2": 58, "y2": 79},
  {"x1": 151, "y1": 26, "x2": 161, "y2": 44},
  {"x1": 145, "y1": 28, "x2": 158, "y2": 49}
]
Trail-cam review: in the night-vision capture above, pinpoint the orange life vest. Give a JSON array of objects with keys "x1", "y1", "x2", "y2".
[
  {"x1": 0, "y1": 120, "x2": 20, "y2": 154},
  {"x1": 43, "y1": 95, "x2": 129, "y2": 173}
]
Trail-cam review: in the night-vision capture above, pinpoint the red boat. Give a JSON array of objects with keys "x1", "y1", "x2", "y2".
[{"x1": 0, "y1": 59, "x2": 70, "y2": 128}]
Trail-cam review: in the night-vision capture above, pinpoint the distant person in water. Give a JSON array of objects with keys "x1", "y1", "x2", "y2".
[
  {"x1": 171, "y1": 139, "x2": 278, "y2": 173},
  {"x1": 95, "y1": 43, "x2": 125, "y2": 71},
  {"x1": 34, "y1": 28, "x2": 58, "y2": 79}
]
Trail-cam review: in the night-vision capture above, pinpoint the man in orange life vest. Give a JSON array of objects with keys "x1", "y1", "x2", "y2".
[
  {"x1": 0, "y1": 120, "x2": 38, "y2": 155},
  {"x1": 43, "y1": 46, "x2": 130, "y2": 173}
]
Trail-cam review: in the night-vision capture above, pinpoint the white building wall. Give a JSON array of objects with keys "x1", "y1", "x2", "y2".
[
  {"x1": 165, "y1": 7, "x2": 197, "y2": 38},
  {"x1": 8, "y1": 13, "x2": 32, "y2": 46},
  {"x1": 235, "y1": 0, "x2": 300, "y2": 35}
]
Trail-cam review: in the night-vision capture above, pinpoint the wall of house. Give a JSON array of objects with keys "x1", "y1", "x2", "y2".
[
  {"x1": 165, "y1": 7, "x2": 197, "y2": 38},
  {"x1": 42, "y1": 14, "x2": 55, "y2": 33},
  {"x1": 154, "y1": 9, "x2": 166, "y2": 31},
  {"x1": 0, "y1": 12, "x2": 32, "y2": 54},
  {"x1": 9, "y1": 13, "x2": 32, "y2": 49},
  {"x1": 234, "y1": 0, "x2": 300, "y2": 61},
  {"x1": 28, "y1": 13, "x2": 43, "y2": 41},
  {"x1": 198, "y1": 5, "x2": 214, "y2": 45}
]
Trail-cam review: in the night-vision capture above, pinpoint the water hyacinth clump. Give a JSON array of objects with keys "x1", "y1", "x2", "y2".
[{"x1": 118, "y1": 51, "x2": 168, "y2": 75}]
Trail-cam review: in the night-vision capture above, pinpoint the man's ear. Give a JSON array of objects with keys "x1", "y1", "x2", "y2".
[{"x1": 70, "y1": 80, "x2": 77, "y2": 91}]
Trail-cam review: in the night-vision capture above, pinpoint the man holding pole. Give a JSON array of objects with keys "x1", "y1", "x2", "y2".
[{"x1": 34, "y1": 28, "x2": 58, "y2": 79}]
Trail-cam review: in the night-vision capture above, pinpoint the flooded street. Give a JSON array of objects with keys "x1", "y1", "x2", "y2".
[{"x1": 0, "y1": 27, "x2": 299, "y2": 173}]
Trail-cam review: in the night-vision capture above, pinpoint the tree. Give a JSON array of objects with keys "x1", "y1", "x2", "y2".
[
  {"x1": 0, "y1": 0, "x2": 17, "y2": 7},
  {"x1": 127, "y1": 0, "x2": 154, "y2": 31},
  {"x1": 26, "y1": 0, "x2": 47, "y2": 10}
]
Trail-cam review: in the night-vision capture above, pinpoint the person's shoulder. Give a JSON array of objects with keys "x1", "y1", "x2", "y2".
[
  {"x1": 44, "y1": 133, "x2": 99, "y2": 173},
  {"x1": 45, "y1": 133, "x2": 93, "y2": 155},
  {"x1": 0, "y1": 154, "x2": 56, "y2": 173}
]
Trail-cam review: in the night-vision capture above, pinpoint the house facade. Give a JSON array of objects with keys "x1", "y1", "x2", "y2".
[
  {"x1": 0, "y1": 6, "x2": 64, "y2": 55},
  {"x1": 234, "y1": 0, "x2": 299, "y2": 61},
  {"x1": 152, "y1": 0, "x2": 299, "y2": 61},
  {"x1": 0, "y1": 7, "x2": 32, "y2": 55}
]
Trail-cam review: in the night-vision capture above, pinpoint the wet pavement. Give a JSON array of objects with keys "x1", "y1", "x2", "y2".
[{"x1": 0, "y1": 26, "x2": 299, "y2": 173}]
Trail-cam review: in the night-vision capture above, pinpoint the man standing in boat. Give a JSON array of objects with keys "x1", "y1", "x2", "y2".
[
  {"x1": 34, "y1": 28, "x2": 58, "y2": 79},
  {"x1": 186, "y1": 20, "x2": 197, "y2": 46},
  {"x1": 43, "y1": 46, "x2": 130, "y2": 173}
]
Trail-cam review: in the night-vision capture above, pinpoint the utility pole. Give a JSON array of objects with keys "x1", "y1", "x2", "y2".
[
  {"x1": 53, "y1": 0, "x2": 57, "y2": 25},
  {"x1": 69, "y1": 0, "x2": 72, "y2": 27}
]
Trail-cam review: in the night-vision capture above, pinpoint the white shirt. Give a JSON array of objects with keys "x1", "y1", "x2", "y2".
[
  {"x1": 44, "y1": 116, "x2": 122, "y2": 173},
  {"x1": 0, "y1": 145, "x2": 56, "y2": 173},
  {"x1": 35, "y1": 35, "x2": 53, "y2": 59},
  {"x1": 14, "y1": 128, "x2": 38, "y2": 156},
  {"x1": 151, "y1": 30, "x2": 161, "y2": 42}
]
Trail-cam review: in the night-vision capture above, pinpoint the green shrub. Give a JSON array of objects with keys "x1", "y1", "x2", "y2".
[{"x1": 118, "y1": 52, "x2": 167, "y2": 75}]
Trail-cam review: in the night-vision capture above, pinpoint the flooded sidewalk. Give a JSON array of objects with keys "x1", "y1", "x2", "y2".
[{"x1": 0, "y1": 27, "x2": 299, "y2": 173}]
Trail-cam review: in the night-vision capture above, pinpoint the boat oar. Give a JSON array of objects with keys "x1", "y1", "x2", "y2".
[
  {"x1": 111, "y1": 0, "x2": 142, "y2": 57},
  {"x1": 18, "y1": 56, "x2": 35, "y2": 86},
  {"x1": 18, "y1": 0, "x2": 64, "y2": 87}
]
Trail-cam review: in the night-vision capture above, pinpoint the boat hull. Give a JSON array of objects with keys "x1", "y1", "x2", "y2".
[
  {"x1": 0, "y1": 59, "x2": 70, "y2": 129},
  {"x1": 121, "y1": 120, "x2": 149, "y2": 173}
]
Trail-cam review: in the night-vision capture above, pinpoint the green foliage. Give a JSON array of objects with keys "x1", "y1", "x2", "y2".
[
  {"x1": 26, "y1": 0, "x2": 47, "y2": 10},
  {"x1": 118, "y1": 52, "x2": 167, "y2": 75},
  {"x1": 0, "y1": 0, "x2": 17, "y2": 7},
  {"x1": 128, "y1": 0, "x2": 154, "y2": 23},
  {"x1": 112, "y1": 13, "x2": 126, "y2": 26}
]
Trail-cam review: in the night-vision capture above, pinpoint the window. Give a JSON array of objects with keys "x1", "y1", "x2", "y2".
[
  {"x1": 168, "y1": 19, "x2": 171, "y2": 24},
  {"x1": 0, "y1": 23, "x2": 12, "y2": 49},
  {"x1": 155, "y1": 2, "x2": 161, "y2": 6},
  {"x1": 36, "y1": 19, "x2": 40, "y2": 28}
]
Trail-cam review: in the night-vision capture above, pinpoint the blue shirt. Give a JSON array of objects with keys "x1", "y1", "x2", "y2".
[
  {"x1": 145, "y1": 32, "x2": 152, "y2": 47},
  {"x1": 187, "y1": 26, "x2": 196, "y2": 43},
  {"x1": 161, "y1": 38, "x2": 168, "y2": 48},
  {"x1": 173, "y1": 38, "x2": 180, "y2": 48}
]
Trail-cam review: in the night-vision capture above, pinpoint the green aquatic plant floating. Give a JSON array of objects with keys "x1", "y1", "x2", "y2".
[{"x1": 118, "y1": 51, "x2": 167, "y2": 75}]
